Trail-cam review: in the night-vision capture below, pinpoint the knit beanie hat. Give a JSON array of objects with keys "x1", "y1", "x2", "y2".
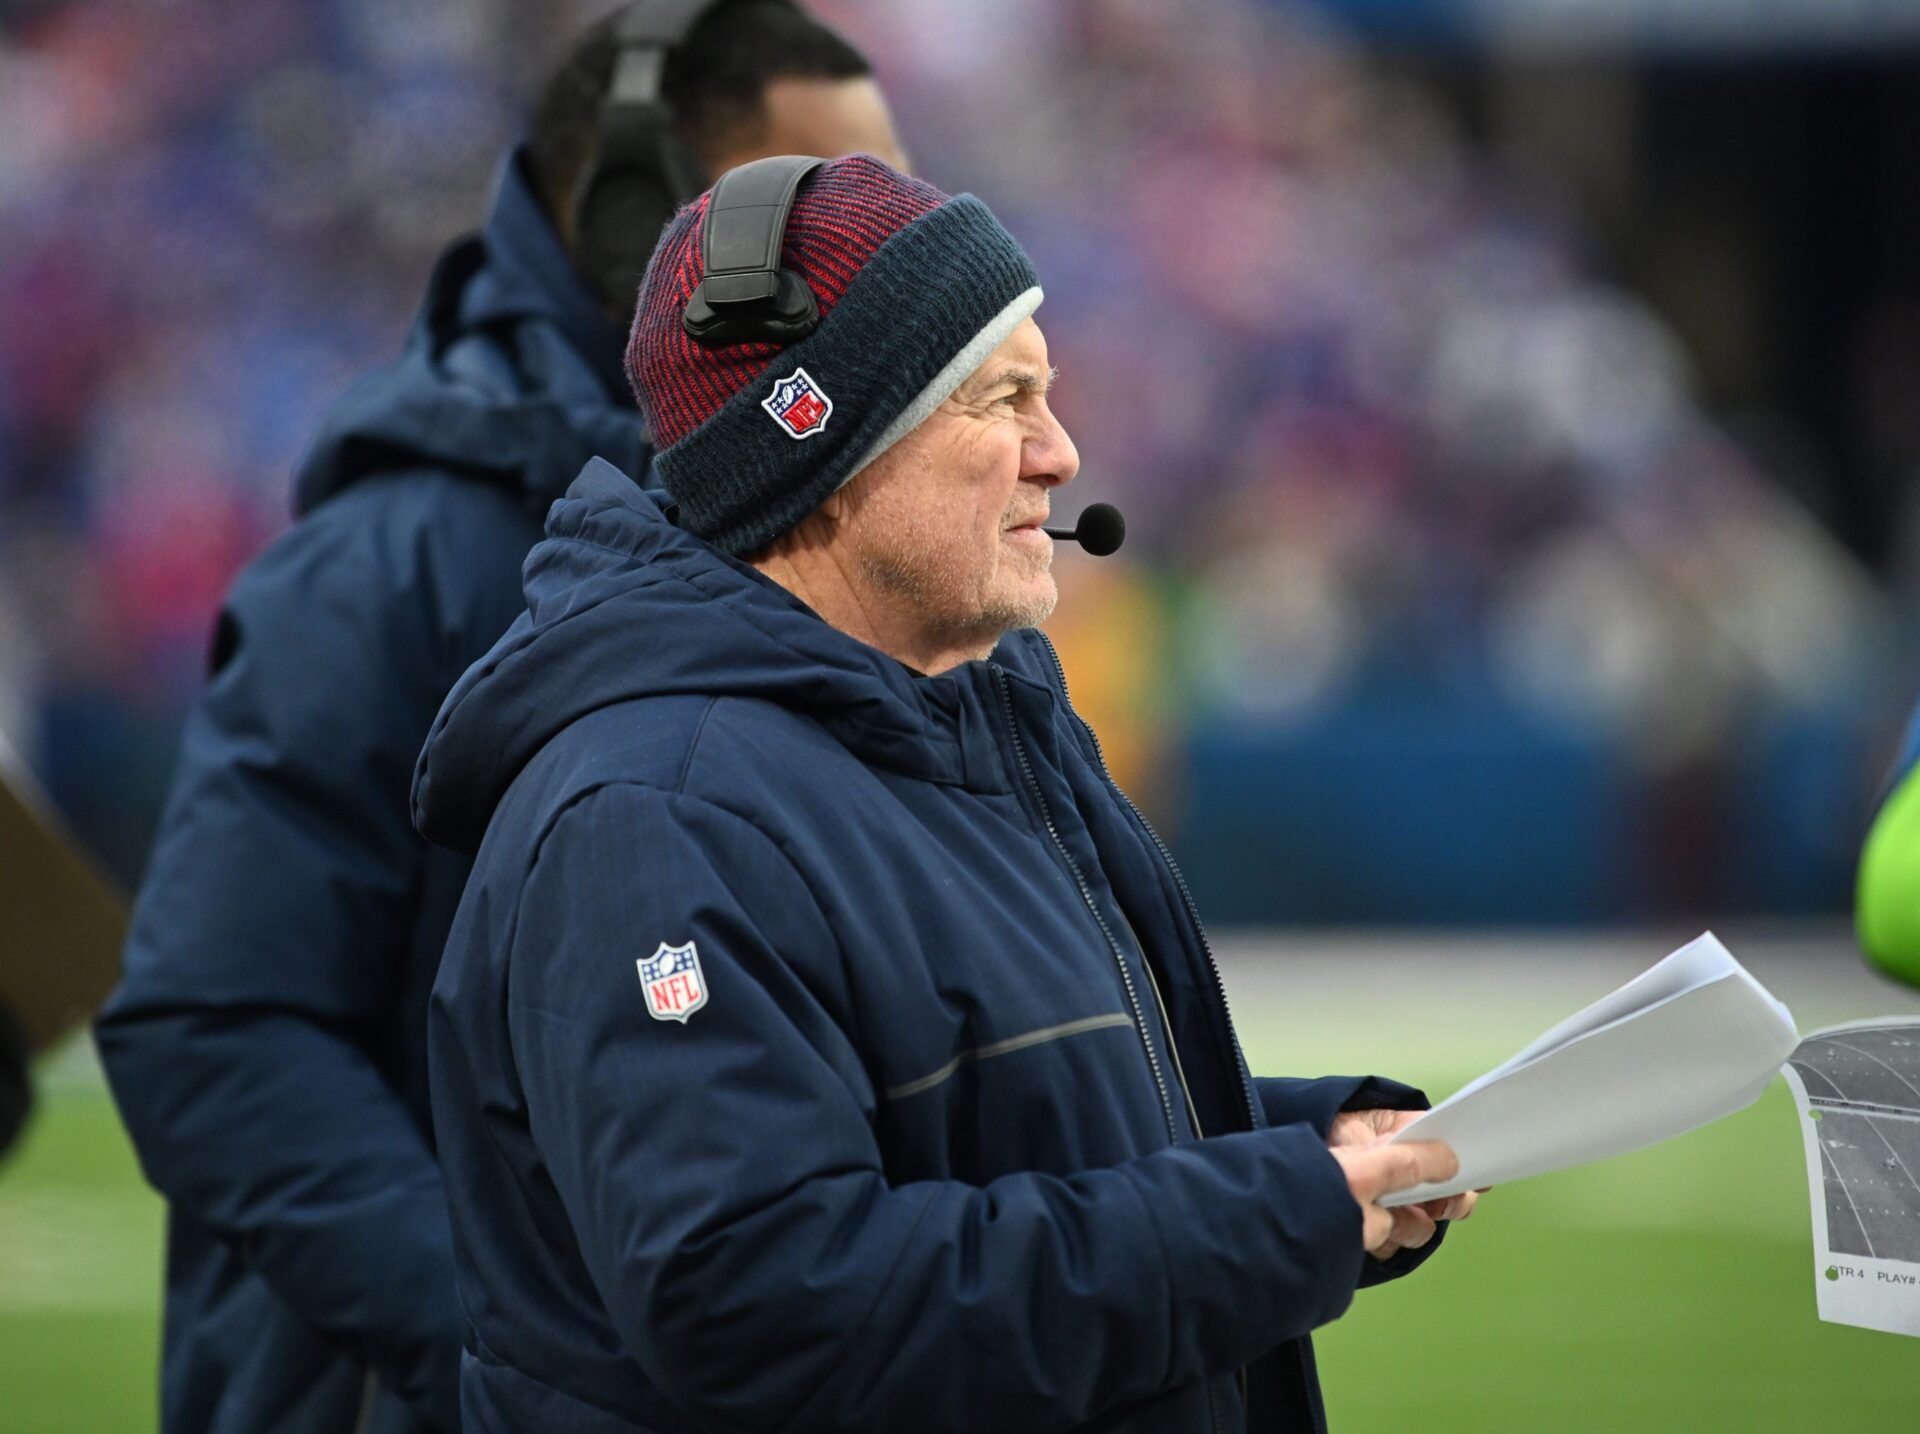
[{"x1": 626, "y1": 154, "x2": 1042, "y2": 555}]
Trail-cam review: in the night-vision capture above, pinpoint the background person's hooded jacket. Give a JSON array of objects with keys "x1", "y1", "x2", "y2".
[
  {"x1": 417, "y1": 458, "x2": 1440, "y2": 1434},
  {"x1": 94, "y1": 153, "x2": 648, "y2": 1434}
]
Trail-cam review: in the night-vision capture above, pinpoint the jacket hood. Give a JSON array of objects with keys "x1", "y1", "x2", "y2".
[
  {"x1": 414, "y1": 458, "x2": 1029, "y2": 853},
  {"x1": 293, "y1": 150, "x2": 648, "y2": 517}
]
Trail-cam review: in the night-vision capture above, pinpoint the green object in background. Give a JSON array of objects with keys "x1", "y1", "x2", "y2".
[{"x1": 1856, "y1": 761, "x2": 1920, "y2": 988}]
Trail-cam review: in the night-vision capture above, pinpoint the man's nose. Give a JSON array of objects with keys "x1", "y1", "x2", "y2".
[{"x1": 1024, "y1": 408, "x2": 1080, "y2": 488}]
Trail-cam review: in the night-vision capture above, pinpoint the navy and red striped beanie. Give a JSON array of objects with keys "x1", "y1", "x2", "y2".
[{"x1": 625, "y1": 154, "x2": 1042, "y2": 555}]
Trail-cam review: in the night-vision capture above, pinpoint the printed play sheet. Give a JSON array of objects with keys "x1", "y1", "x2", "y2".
[
  {"x1": 1383, "y1": 933, "x2": 1800, "y2": 1207},
  {"x1": 1783, "y1": 1019, "x2": 1920, "y2": 1337}
]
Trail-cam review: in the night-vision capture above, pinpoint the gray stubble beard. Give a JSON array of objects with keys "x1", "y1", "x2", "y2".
[{"x1": 857, "y1": 526, "x2": 1057, "y2": 654}]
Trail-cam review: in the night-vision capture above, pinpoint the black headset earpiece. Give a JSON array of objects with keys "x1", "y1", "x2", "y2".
[
  {"x1": 682, "y1": 154, "x2": 824, "y2": 348},
  {"x1": 568, "y1": 0, "x2": 754, "y2": 318}
]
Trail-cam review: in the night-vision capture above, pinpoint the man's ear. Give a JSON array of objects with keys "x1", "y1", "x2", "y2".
[
  {"x1": 813, "y1": 485, "x2": 852, "y2": 529},
  {"x1": 761, "y1": 495, "x2": 845, "y2": 565}
]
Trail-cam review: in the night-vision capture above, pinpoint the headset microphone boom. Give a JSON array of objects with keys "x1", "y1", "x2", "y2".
[{"x1": 1044, "y1": 502, "x2": 1125, "y2": 556}]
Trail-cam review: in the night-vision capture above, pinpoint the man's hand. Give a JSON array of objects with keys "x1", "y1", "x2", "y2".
[{"x1": 1328, "y1": 1108, "x2": 1477, "y2": 1259}]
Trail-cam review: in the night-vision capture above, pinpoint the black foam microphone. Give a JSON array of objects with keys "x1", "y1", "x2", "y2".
[{"x1": 1044, "y1": 503, "x2": 1126, "y2": 557}]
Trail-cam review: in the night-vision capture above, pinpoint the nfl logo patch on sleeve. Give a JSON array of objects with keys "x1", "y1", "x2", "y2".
[
  {"x1": 638, "y1": 941, "x2": 708, "y2": 1023},
  {"x1": 761, "y1": 367, "x2": 832, "y2": 439}
]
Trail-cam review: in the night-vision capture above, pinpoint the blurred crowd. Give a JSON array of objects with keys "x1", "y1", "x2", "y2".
[{"x1": 0, "y1": 0, "x2": 1904, "y2": 917}]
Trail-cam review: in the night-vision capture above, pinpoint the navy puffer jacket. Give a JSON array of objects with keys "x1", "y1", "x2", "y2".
[
  {"x1": 417, "y1": 460, "x2": 1439, "y2": 1433},
  {"x1": 95, "y1": 152, "x2": 647, "y2": 1433}
]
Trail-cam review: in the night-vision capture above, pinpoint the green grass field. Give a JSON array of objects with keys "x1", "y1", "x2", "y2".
[
  {"x1": 4, "y1": 936, "x2": 1917, "y2": 1430},
  {"x1": 1, "y1": 1072, "x2": 166, "y2": 1431}
]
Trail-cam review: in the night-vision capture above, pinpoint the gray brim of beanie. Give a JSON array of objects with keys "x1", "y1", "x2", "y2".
[
  {"x1": 655, "y1": 195, "x2": 1044, "y2": 556},
  {"x1": 842, "y1": 284, "x2": 1042, "y2": 480}
]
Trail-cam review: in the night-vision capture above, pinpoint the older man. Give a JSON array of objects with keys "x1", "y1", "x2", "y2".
[
  {"x1": 95, "y1": 7, "x2": 904, "y2": 1431},
  {"x1": 417, "y1": 155, "x2": 1471, "y2": 1434}
]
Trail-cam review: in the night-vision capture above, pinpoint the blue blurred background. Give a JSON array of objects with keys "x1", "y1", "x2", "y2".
[{"x1": 4, "y1": 0, "x2": 1920, "y2": 925}]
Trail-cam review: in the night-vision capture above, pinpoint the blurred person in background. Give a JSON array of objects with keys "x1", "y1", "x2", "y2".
[
  {"x1": 0, "y1": 1004, "x2": 22, "y2": 1158},
  {"x1": 0, "y1": 726, "x2": 127, "y2": 1160},
  {"x1": 0, "y1": 636, "x2": 33, "y2": 1158},
  {"x1": 91, "y1": 3, "x2": 905, "y2": 1431},
  {"x1": 1, "y1": 528, "x2": 127, "y2": 1164}
]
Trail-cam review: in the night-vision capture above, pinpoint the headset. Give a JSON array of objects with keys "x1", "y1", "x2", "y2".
[
  {"x1": 681, "y1": 153, "x2": 823, "y2": 347},
  {"x1": 568, "y1": 0, "x2": 798, "y2": 316},
  {"x1": 678, "y1": 138, "x2": 1124, "y2": 555}
]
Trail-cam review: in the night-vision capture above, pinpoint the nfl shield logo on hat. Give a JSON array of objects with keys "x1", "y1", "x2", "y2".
[
  {"x1": 761, "y1": 366, "x2": 833, "y2": 439},
  {"x1": 637, "y1": 940, "x2": 708, "y2": 1023}
]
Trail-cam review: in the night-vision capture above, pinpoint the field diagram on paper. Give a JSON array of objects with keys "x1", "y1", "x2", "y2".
[{"x1": 1787, "y1": 1024, "x2": 1920, "y2": 1267}]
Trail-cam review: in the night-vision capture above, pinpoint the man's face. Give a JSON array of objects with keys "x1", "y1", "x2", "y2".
[
  {"x1": 709, "y1": 76, "x2": 909, "y2": 176},
  {"x1": 833, "y1": 317, "x2": 1080, "y2": 653}
]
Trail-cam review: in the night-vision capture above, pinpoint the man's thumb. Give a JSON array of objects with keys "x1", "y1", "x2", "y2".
[{"x1": 1364, "y1": 1139, "x2": 1460, "y2": 1199}]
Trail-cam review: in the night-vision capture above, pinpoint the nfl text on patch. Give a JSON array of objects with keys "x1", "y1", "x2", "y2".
[
  {"x1": 637, "y1": 941, "x2": 709, "y2": 1023},
  {"x1": 761, "y1": 367, "x2": 833, "y2": 439}
]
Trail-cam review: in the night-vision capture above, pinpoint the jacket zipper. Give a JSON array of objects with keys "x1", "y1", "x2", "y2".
[
  {"x1": 1135, "y1": 932, "x2": 1232, "y2": 1434},
  {"x1": 1298, "y1": 1339, "x2": 1326, "y2": 1434},
  {"x1": 1121, "y1": 909, "x2": 1207, "y2": 1141},
  {"x1": 992, "y1": 667, "x2": 1179, "y2": 1148},
  {"x1": 1036, "y1": 633, "x2": 1256, "y2": 1429},
  {"x1": 1035, "y1": 632, "x2": 1259, "y2": 1133},
  {"x1": 996, "y1": 662, "x2": 1225, "y2": 1434}
]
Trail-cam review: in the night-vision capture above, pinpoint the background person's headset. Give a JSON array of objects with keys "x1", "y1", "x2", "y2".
[{"x1": 568, "y1": 0, "x2": 801, "y2": 317}]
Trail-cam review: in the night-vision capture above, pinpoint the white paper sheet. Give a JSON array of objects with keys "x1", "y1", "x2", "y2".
[
  {"x1": 1780, "y1": 1018, "x2": 1920, "y2": 1337},
  {"x1": 1383, "y1": 933, "x2": 1800, "y2": 1206}
]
